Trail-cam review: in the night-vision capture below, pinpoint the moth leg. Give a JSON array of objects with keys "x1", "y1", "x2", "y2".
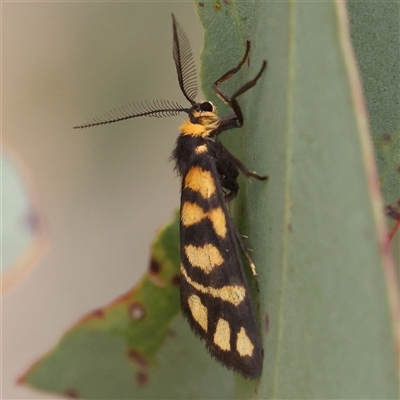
[
  {"x1": 221, "y1": 146, "x2": 268, "y2": 181},
  {"x1": 213, "y1": 42, "x2": 267, "y2": 128},
  {"x1": 221, "y1": 179, "x2": 239, "y2": 202},
  {"x1": 212, "y1": 41, "x2": 251, "y2": 106}
]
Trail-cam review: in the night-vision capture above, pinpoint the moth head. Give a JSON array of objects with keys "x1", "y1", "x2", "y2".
[{"x1": 190, "y1": 101, "x2": 219, "y2": 127}]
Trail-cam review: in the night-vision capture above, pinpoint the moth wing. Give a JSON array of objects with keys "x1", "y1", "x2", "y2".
[{"x1": 179, "y1": 155, "x2": 263, "y2": 379}]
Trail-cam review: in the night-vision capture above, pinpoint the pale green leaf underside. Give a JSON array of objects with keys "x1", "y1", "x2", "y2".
[
  {"x1": 348, "y1": 1, "x2": 400, "y2": 214},
  {"x1": 196, "y1": 1, "x2": 398, "y2": 399},
  {"x1": 1, "y1": 151, "x2": 48, "y2": 293}
]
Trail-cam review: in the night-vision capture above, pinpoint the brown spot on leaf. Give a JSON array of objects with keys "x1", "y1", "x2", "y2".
[
  {"x1": 397, "y1": 165, "x2": 400, "y2": 173},
  {"x1": 171, "y1": 274, "x2": 181, "y2": 286},
  {"x1": 167, "y1": 329, "x2": 176, "y2": 337},
  {"x1": 128, "y1": 349, "x2": 149, "y2": 368},
  {"x1": 223, "y1": 0, "x2": 229, "y2": 4},
  {"x1": 214, "y1": 1, "x2": 221, "y2": 10},
  {"x1": 65, "y1": 389, "x2": 79, "y2": 398},
  {"x1": 198, "y1": 1, "x2": 204, "y2": 6},
  {"x1": 265, "y1": 314, "x2": 270, "y2": 333},
  {"x1": 129, "y1": 302, "x2": 146, "y2": 321},
  {"x1": 136, "y1": 371, "x2": 148, "y2": 387},
  {"x1": 288, "y1": 223, "x2": 293, "y2": 232},
  {"x1": 383, "y1": 134, "x2": 391, "y2": 141},
  {"x1": 91, "y1": 308, "x2": 104, "y2": 318},
  {"x1": 385, "y1": 205, "x2": 400, "y2": 220},
  {"x1": 149, "y1": 258, "x2": 161, "y2": 275}
]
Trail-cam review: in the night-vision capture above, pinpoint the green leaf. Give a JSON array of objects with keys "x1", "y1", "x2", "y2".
[
  {"x1": 20, "y1": 213, "x2": 234, "y2": 399},
  {"x1": 348, "y1": 2, "x2": 400, "y2": 218},
  {"x1": 1, "y1": 150, "x2": 49, "y2": 293},
  {"x1": 195, "y1": 1, "x2": 398, "y2": 398}
]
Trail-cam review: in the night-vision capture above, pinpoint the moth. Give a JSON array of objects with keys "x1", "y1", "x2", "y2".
[{"x1": 74, "y1": 15, "x2": 267, "y2": 379}]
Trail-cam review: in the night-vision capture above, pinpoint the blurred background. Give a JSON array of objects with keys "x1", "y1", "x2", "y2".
[{"x1": 3, "y1": 3, "x2": 202, "y2": 398}]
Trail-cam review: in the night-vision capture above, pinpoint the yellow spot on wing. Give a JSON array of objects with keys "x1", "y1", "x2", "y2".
[
  {"x1": 181, "y1": 264, "x2": 246, "y2": 306},
  {"x1": 208, "y1": 207, "x2": 227, "y2": 238},
  {"x1": 181, "y1": 202, "x2": 205, "y2": 226},
  {"x1": 214, "y1": 318, "x2": 231, "y2": 351},
  {"x1": 188, "y1": 294, "x2": 208, "y2": 332},
  {"x1": 236, "y1": 327, "x2": 254, "y2": 356},
  {"x1": 184, "y1": 166, "x2": 216, "y2": 199},
  {"x1": 184, "y1": 244, "x2": 223, "y2": 273},
  {"x1": 181, "y1": 202, "x2": 227, "y2": 239}
]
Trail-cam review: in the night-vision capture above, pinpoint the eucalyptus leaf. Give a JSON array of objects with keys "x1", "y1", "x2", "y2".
[
  {"x1": 1, "y1": 150, "x2": 48, "y2": 293},
  {"x1": 196, "y1": 1, "x2": 399, "y2": 399}
]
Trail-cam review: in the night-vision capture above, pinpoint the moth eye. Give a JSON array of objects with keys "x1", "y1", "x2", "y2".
[{"x1": 200, "y1": 102, "x2": 213, "y2": 112}]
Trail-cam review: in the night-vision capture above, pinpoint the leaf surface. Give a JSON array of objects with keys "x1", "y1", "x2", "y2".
[
  {"x1": 1, "y1": 149, "x2": 49, "y2": 293},
  {"x1": 196, "y1": 1, "x2": 399, "y2": 398},
  {"x1": 20, "y1": 213, "x2": 234, "y2": 398}
]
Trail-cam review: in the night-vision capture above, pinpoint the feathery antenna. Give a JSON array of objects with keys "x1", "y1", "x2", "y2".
[
  {"x1": 74, "y1": 15, "x2": 197, "y2": 130},
  {"x1": 73, "y1": 100, "x2": 188, "y2": 129},
  {"x1": 172, "y1": 14, "x2": 198, "y2": 105}
]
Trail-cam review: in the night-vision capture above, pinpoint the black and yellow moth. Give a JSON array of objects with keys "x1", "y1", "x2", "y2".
[{"x1": 74, "y1": 15, "x2": 267, "y2": 379}]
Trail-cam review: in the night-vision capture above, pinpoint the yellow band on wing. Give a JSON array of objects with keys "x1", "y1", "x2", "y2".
[{"x1": 180, "y1": 264, "x2": 246, "y2": 306}]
